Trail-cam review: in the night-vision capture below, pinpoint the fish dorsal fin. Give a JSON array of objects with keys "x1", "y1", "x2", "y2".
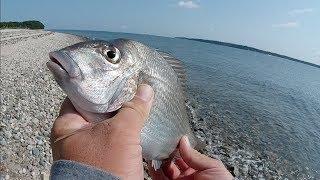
[{"x1": 157, "y1": 51, "x2": 187, "y2": 92}]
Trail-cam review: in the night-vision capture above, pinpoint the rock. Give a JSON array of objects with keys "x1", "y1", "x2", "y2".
[
  {"x1": 27, "y1": 144, "x2": 33, "y2": 150},
  {"x1": 234, "y1": 167, "x2": 240, "y2": 176},
  {"x1": 43, "y1": 75, "x2": 49, "y2": 81},
  {"x1": 4, "y1": 131, "x2": 12, "y2": 139},
  {"x1": 38, "y1": 146, "x2": 44, "y2": 152},
  {"x1": 13, "y1": 134, "x2": 20, "y2": 140},
  {"x1": 0, "y1": 137, "x2": 7, "y2": 145},
  {"x1": 39, "y1": 158, "x2": 46, "y2": 166},
  {"x1": 42, "y1": 131, "x2": 50, "y2": 137},
  {"x1": 0, "y1": 156, "x2": 5, "y2": 164},
  {"x1": 21, "y1": 142, "x2": 28, "y2": 147},
  {"x1": 41, "y1": 172, "x2": 49, "y2": 180},
  {"x1": 37, "y1": 140, "x2": 43, "y2": 145},
  {"x1": 19, "y1": 168, "x2": 27, "y2": 174},
  {"x1": 32, "y1": 148, "x2": 40, "y2": 157},
  {"x1": 33, "y1": 118, "x2": 39, "y2": 124}
]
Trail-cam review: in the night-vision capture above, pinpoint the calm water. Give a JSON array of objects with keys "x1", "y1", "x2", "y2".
[{"x1": 55, "y1": 30, "x2": 320, "y2": 179}]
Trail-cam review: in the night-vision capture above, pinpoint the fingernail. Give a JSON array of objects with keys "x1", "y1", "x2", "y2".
[
  {"x1": 136, "y1": 84, "x2": 154, "y2": 102},
  {"x1": 184, "y1": 136, "x2": 191, "y2": 147}
]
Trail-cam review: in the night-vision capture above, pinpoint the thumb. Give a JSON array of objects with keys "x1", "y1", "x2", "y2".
[
  {"x1": 111, "y1": 84, "x2": 154, "y2": 130},
  {"x1": 179, "y1": 136, "x2": 226, "y2": 171}
]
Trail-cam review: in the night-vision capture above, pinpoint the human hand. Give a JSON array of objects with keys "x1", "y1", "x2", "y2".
[
  {"x1": 50, "y1": 84, "x2": 154, "y2": 179},
  {"x1": 149, "y1": 136, "x2": 233, "y2": 180}
]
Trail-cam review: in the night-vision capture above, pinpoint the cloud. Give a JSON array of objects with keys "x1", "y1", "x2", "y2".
[
  {"x1": 120, "y1": 25, "x2": 128, "y2": 29},
  {"x1": 178, "y1": 1, "x2": 199, "y2": 9},
  {"x1": 272, "y1": 22, "x2": 299, "y2": 28},
  {"x1": 289, "y1": 8, "x2": 313, "y2": 16}
]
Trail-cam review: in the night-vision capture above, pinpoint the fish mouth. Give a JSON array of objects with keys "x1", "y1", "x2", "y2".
[{"x1": 47, "y1": 51, "x2": 80, "y2": 78}]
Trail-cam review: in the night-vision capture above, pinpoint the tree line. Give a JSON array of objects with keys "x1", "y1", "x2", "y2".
[{"x1": 0, "y1": 20, "x2": 45, "y2": 29}]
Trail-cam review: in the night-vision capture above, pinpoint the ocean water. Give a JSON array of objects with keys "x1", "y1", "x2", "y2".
[{"x1": 55, "y1": 30, "x2": 320, "y2": 179}]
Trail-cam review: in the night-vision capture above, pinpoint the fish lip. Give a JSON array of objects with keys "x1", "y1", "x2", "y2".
[
  {"x1": 48, "y1": 51, "x2": 80, "y2": 78},
  {"x1": 46, "y1": 60, "x2": 67, "y2": 80}
]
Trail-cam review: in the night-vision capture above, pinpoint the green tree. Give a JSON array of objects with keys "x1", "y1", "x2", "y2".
[{"x1": 0, "y1": 20, "x2": 45, "y2": 29}]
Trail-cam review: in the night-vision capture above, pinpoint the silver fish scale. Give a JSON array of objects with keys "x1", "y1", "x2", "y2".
[{"x1": 135, "y1": 42, "x2": 196, "y2": 160}]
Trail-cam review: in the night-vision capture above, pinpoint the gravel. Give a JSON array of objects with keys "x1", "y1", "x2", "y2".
[{"x1": 0, "y1": 29, "x2": 86, "y2": 179}]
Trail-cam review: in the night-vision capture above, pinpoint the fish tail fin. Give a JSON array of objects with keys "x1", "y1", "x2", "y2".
[{"x1": 151, "y1": 160, "x2": 162, "y2": 170}]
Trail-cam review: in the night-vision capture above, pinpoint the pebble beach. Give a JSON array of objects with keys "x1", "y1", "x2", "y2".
[{"x1": 0, "y1": 29, "x2": 86, "y2": 179}]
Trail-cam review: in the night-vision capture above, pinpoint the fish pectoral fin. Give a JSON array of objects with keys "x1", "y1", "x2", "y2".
[{"x1": 151, "y1": 160, "x2": 163, "y2": 170}]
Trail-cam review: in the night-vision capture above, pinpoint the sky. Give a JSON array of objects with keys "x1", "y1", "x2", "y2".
[{"x1": 1, "y1": 0, "x2": 320, "y2": 65}]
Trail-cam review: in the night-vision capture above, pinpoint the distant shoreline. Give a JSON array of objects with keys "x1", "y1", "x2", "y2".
[
  {"x1": 0, "y1": 20, "x2": 45, "y2": 29},
  {"x1": 177, "y1": 37, "x2": 320, "y2": 69}
]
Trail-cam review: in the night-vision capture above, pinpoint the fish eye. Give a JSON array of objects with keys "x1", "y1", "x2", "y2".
[
  {"x1": 104, "y1": 47, "x2": 121, "y2": 64},
  {"x1": 107, "y1": 50, "x2": 116, "y2": 59}
]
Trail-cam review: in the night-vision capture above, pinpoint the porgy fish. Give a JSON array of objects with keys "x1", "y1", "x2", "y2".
[{"x1": 47, "y1": 39, "x2": 197, "y2": 168}]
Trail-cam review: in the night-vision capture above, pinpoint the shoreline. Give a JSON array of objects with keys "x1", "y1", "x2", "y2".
[{"x1": 177, "y1": 37, "x2": 320, "y2": 69}]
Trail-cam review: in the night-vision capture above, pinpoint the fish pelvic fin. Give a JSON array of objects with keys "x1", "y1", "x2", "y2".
[{"x1": 151, "y1": 160, "x2": 163, "y2": 170}]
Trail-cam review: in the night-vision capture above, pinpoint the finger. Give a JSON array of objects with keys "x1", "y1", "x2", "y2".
[
  {"x1": 179, "y1": 136, "x2": 225, "y2": 171},
  {"x1": 59, "y1": 98, "x2": 78, "y2": 116},
  {"x1": 174, "y1": 158, "x2": 189, "y2": 172},
  {"x1": 162, "y1": 161, "x2": 181, "y2": 179},
  {"x1": 51, "y1": 98, "x2": 91, "y2": 143},
  {"x1": 110, "y1": 84, "x2": 154, "y2": 130}
]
